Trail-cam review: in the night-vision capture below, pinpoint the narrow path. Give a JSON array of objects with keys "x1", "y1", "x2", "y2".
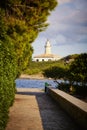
[{"x1": 6, "y1": 88, "x2": 80, "y2": 130}]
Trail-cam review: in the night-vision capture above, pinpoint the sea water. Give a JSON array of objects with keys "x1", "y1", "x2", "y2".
[{"x1": 15, "y1": 79, "x2": 58, "y2": 88}]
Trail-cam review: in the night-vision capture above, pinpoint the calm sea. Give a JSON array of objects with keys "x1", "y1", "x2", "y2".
[{"x1": 15, "y1": 79, "x2": 59, "y2": 88}]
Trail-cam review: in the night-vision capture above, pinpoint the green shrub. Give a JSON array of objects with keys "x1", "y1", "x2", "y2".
[
  {"x1": 58, "y1": 83, "x2": 87, "y2": 97},
  {"x1": 72, "y1": 85, "x2": 87, "y2": 96},
  {"x1": 24, "y1": 68, "x2": 40, "y2": 75},
  {"x1": 58, "y1": 83, "x2": 70, "y2": 93}
]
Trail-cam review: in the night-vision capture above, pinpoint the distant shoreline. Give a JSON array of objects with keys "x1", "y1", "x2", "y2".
[{"x1": 19, "y1": 74, "x2": 51, "y2": 80}]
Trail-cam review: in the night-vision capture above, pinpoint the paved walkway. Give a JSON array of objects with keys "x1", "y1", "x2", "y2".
[{"x1": 6, "y1": 88, "x2": 80, "y2": 130}]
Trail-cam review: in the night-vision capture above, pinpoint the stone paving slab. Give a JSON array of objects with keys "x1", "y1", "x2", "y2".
[{"x1": 6, "y1": 88, "x2": 80, "y2": 130}]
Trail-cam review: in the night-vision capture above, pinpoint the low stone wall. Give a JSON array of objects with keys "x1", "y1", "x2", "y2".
[{"x1": 45, "y1": 87, "x2": 87, "y2": 130}]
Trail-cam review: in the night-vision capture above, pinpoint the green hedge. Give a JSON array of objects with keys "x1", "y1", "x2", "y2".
[{"x1": 0, "y1": 19, "x2": 17, "y2": 129}]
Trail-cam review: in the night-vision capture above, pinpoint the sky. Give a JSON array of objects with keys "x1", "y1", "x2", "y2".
[{"x1": 32, "y1": 0, "x2": 87, "y2": 57}]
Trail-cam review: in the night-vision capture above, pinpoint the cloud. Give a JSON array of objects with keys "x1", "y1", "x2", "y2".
[
  {"x1": 58, "y1": 0, "x2": 71, "y2": 4},
  {"x1": 73, "y1": 0, "x2": 87, "y2": 10},
  {"x1": 53, "y1": 34, "x2": 67, "y2": 45},
  {"x1": 49, "y1": 0, "x2": 87, "y2": 43}
]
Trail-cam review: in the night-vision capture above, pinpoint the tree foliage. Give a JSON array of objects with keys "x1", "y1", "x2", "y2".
[
  {"x1": 43, "y1": 53, "x2": 87, "y2": 85},
  {"x1": 69, "y1": 53, "x2": 87, "y2": 85},
  {"x1": 43, "y1": 66, "x2": 68, "y2": 79},
  {"x1": 43, "y1": 53, "x2": 87, "y2": 95}
]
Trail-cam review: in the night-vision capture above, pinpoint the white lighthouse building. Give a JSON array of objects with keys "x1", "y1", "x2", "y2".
[
  {"x1": 33, "y1": 40, "x2": 61, "y2": 62},
  {"x1": 45, "y1": 40, "x2": 51, "y2": 54}
]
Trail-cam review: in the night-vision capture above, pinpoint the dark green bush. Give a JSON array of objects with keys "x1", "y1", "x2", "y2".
[
  {"x1": 58, "y1": 82, "x2": 87, "y2": 97},
  {"x1": 72, "y1": 85, "x2": 87, "y2": 96},
  {"x1": 58, "y1": 83, "x2": 70, "y2": 93}
]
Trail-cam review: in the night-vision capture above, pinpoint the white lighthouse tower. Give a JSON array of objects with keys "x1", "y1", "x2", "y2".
[
  {"x1": 45, "y1": 40, "x2": 51, "y2": 54},
  {"x1": 33, "y1": 39, "x2": 61, "y2": 62}
]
